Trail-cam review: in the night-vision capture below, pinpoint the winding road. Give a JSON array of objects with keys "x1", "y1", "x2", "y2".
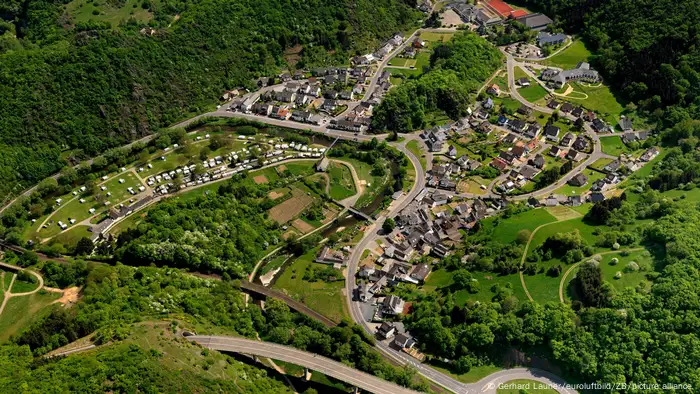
[
  {"x1": 189, "y1": 335, "x2": 578, "y2": 394},
  {"x1": 190, "y1": 335, "x2": 421, "y2": 394},
  {"x1": 0, "y1": 20, "x2": 584, "y2": 394}
]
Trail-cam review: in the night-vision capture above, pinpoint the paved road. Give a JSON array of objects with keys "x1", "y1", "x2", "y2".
[
  {"x1": 188, "y1": 335, "x2": 422, "y2": 394},
  {"x1": 501, "y1": 51, "x2": 610, "y2": 201},
  {"x1": 0, "y1": 134, "x2": 158, "y2": 217}
]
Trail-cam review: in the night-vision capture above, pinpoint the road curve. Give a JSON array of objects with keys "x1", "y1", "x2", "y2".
[
  {"x1": 473, "y1": 367, "x2": 578, "y2": 394},
  {"x1": 188, "y1": 335, "x2": 421, "y2": 394}
]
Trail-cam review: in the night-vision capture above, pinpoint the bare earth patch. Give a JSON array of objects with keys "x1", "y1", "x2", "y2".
[
  {"x1": 253, "y1": 175, "x2": 269, "y2": 184},
  {"x1": 440, "y1": 9, "x2": 463, "y2": 26},
  {"x1": 291, "y1": 218, "x2": 315, "y2": 234},
  {"x1": 52, "y1": 286, "x2": 81, "y2": 306},
  {"x1": 268, "y1": 191, "x2": 285, "y2": 200},
  {"x1": 269, "y1": 188, "x2": 314, "y2": 224}
]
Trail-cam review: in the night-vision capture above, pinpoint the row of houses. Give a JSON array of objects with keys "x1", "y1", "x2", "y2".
[{"x1": 352, "y1": 33, "x2": 404, "y2": 65}]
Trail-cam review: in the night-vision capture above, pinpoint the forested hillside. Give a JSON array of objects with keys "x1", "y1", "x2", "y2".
[
  {"x1": 0, "y1": 262, "x2": 428, "y2": 391},
  {"x1": 513, "y1": 0, "x2": 700, "y2": 124},
  {"x1": 0, "y1": 0, "x2": 420, "y2": 200},
  {"x1": 371, "y1": 32, "x2": 503, "y2": 132}
]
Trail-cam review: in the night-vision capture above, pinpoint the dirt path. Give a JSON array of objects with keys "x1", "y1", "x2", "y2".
[
  {"x1": 518, "y1": 210, "x2": 584, "y2": 302},
  {"x1": 330, "y1": 159, "x2": 364, "y2": 208},
  {"x1": 558, "y1": 247, "x2": 645, "y2": 303},
  {"x1": 0, "y1": 261, "x2": 46, "y2": 317}
]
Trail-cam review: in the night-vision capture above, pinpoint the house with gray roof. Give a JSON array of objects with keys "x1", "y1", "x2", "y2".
[
  {"x1": 516, "y1": 13, "x2": 554, "y2": 31},
  {"x1": 541, "y1": 62, "x2": 601, "y2": 88}
]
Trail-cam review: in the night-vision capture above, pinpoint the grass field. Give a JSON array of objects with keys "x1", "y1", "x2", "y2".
[
  {"x1": 481, "y1": 208, "x2": 557, "y2": 244},
  {"x1": 3, "y1": 272, "x2": 14, "y2": 291},
  {"x1": 563, "y1": 249, "x2": 654, "y2": 302},
  {"x1": 51, "y1": 225, "x2": 92, "y2": 250},
  {"x1": 341, "y1": 157, "x2": 388, "y2": 208},
  {"x1": 65, "y1": 0, "x2": 153, "y2": 27},
  {"x1": 419, "y1": 31, "x2": 454, "y2": 43},
  {"x1": 328, "y1": 162, "x2": 356, "y2": 200},
  {"x1": 600, "y1": 136, "x2": 629, "y2": 156},
  {"x1": 38, "y1": 172, "x2": 144, "y2": 239},
  {"x1": 388, "y1": 57, "x2": 409, "y2": 67},
  {"x1": 545, "y1": 206, "x2": 582, "y2": 221},
  {"x1": 407, "y1": 140, "x2": 427, "y2": 170},
  {"x1": 523, "y1": 217, "x2": 607, "y2": 303},
  {"x1": 565, "y1": 82, "x2": 625, "y2": 126},
  {"x1": 386, "y1": 67, "x2": 423, "y2": 79},
  {"x1": 519, "y1": 83, "x2": 549, "y2": 103},
  {"x1": 541, "y1": 40, "x2": 593, "y2": 70},
  {"x1": 526, "y1": 218, "x2": 602, "y2": 258},
  {"x1": 273, "y1": 248, "x2": 348, "y2": 323},
  {"x1": 495, "y1": 97, "x2": 522, "y2": 113},
  {"x1": 424, "y1": 269, "x2": 527, "y2": 304},
  {"x1": 10, "y1": 276, "x2": 40, "y2": 293},
  {"x1": 0, "y1": 290, "x2": 61, "y2": 341},
  {"x1": 589, "y1": 157, "x2": 614, "y2": 171},
  {"x1": 553, "y1": 170, "x2": 605, "y2": 196},
  {"x1": 497, "y1": 379, "x2": 559, "y2": 394}
]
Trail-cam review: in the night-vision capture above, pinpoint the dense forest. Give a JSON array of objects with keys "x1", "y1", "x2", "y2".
[
  {"x1": 112, "y1": 174, "x2": 286, "y2": 277},
  {"x1": 371, "y1": 32, "x2": 503, "y2": 132},
  {"x1": 0, "y1": 0, "x2": 421, "y2": 200},
  {"x1": 513, "y1": 0, "x2": 700, "y2": 125}
]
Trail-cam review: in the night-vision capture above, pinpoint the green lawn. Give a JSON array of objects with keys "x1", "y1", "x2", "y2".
[
  {"x1": 387, "y1": 57, "x2": 409, "y2": 67},
  {"x1": 10, "y1": 276, "x2": 40, "y2": 293},
  {"x1": 523, "y1": 217, "x2": 608, "y2": 303},
  {"x1": 519, "y1": 83, "x2": 549, "y2": 103},
  {"x1": 527, "y1": 218, "x2": 602, "y2": 258},
  {"x1": 423, "y1": 269, "x2": 527, "y2": 304},
  {"x1": 563, "y1": 249, "x2": 654, "y2": 302},
  {"x1": 414, "y1": 51, "x2": 431, "y2": 71},
  {"x1": 0, "y1": 290, "x2": 61, "y2": 341},
  {"x1": 541, "y1": 40, "x2": 593, "y2": 70},
  {"x1": 565, "y1": 82, "x2": 625, "y2": 126},
  {"x1": 407, "y1": 140, "x2": 427, "y2": 171},
  {"x1": 386, "y1": 67, "x2": 423, "y2": 78},
  {"x1": 341, "y1": 157, "x2": 388, "y2": 209},
  {"x1": 328, "y1": 162, "x2": 356, "y2": 200},
  {"x1": 419, "y1": 31, "x2": 454, "y2": 43},
  {"x1": 600, "y1": 136, "x2": 628, "y2": 156},
  {"x1": 589, "y1": 157, "x2": 614, "y2": 171},
  {"x1": 3, "y1": 272, "x2": 14, "y2": 291},
  {"x1": 273, "y1": 248, "x2": 348, "y2": 323},
  {"x1": 52, "y1": 225, "x2": 93, "y2": 250},
  {"x1": 65, "y1": 0, "x2": 153, "y2": 27},
  {"x1": 553, "y1": 170, "x2": 605, "y2": 196},
  {"x1": 38, "y1": 172, "x2": 144, "y2": 239},
  {"x1": 495, "y1": 97, "x2": 522, "y2": 113},
  {"x1": 480, "y1": 208, "x2": 558, "y2": 244},
  {"x1": 497, "y1": 379, "x2": 559, "y2": 394},
  {"x1": 514, "y1": 66, "x2": 528, "y2": 81}
]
